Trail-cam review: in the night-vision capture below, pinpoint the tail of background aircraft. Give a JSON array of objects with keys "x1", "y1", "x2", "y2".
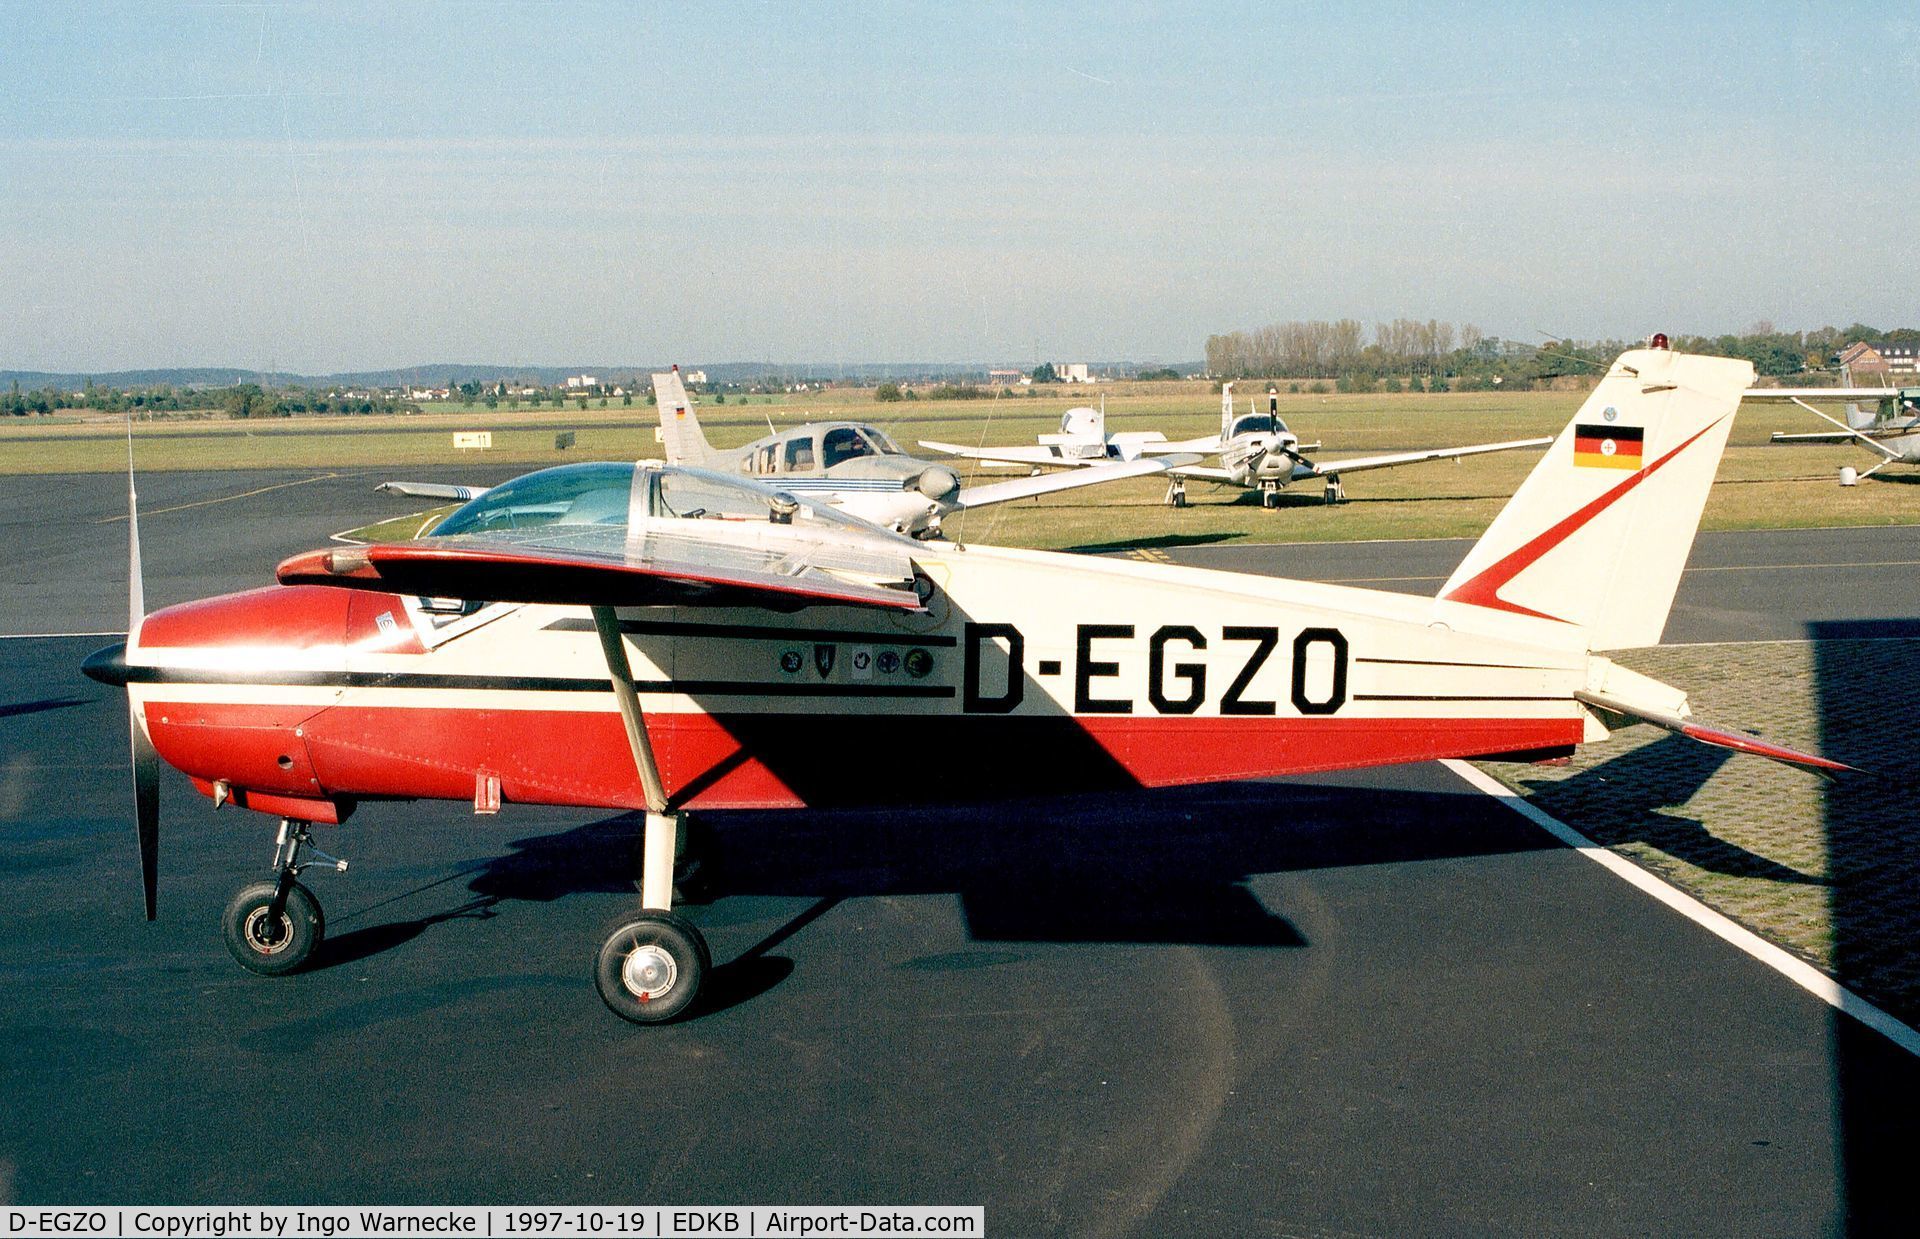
[
  {"x1": 652, "y1": 368, "x2": 723, "y2": 467},
  {"x1": 1438, "y1": 345, "x2": 1755, "y2": 651}
]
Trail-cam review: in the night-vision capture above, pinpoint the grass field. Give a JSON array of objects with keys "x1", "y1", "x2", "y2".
[{"x1": 9, "y1": 383, "x2": 1918, "y2": 548}]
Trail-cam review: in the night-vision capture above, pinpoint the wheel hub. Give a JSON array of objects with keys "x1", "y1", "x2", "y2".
[
  {"x1": 622, "y1": 943, "x2": 677, "y2": 1000},
  {"x1": 243, "y1": 907, "x2": 292, "y2": 953}
]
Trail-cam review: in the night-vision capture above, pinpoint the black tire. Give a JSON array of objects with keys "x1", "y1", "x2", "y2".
[
  {"x1": 222, "y1": 880, "x2": 323, "y2": 976},
  {"x1": 595, "y1": 911, "x2": 709, "y2": 1025}
]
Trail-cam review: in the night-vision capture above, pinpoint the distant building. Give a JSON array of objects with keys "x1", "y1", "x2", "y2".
[
  {"x1": 565, "y1": 374, "x2": 599, "y2": 390},
  {"x1": 684, "y1": 369, "x2": 709, "y2": 385},
  {"x1": 1840, "y1": 341, "x2": 1919, "y2": 382},
  {"x1": 988, "y1": 368, "x2": 1024, "y2": 385},
  {"x1": 1051, "y1": 362, "x2": 1093, "y2": 383}
]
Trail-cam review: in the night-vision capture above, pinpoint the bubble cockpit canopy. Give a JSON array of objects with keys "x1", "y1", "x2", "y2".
[{"x1": 432, "y1": 461, "x2": 898, "y2": 541}]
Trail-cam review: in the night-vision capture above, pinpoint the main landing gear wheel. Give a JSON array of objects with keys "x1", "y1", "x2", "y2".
[
  {"x1": 1261, "y1": 483, "x2": 1281, "y2": 509},
  {"x1": 595, "y1": 910, "x2": 710, "y2": 1024},
  {"x1": 222, "y1": 880, "x2": 323, "y2": 976}
]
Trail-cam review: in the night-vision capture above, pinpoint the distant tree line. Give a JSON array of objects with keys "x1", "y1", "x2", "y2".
[{"x1": 1204, "y1": 319, "x2": 1920, "y2": 391}]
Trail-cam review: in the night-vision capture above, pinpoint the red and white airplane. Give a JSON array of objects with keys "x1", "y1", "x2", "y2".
[{"x1": 84, "y1": 343, "x2": 1852, "y2": 1024}]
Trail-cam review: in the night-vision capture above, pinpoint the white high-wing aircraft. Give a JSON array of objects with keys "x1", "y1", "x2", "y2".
[
  {"x1": 1743, "y1": 385, "x2": 1920, "y2": 482},
  {"x1": 85, "y1": 342, "x2": 1858, "y2": 1025},
  {"x1": 923, "y1": 384, "x2": 1551, "y2": 508},
  {"x1": 379, "y1": 372, "x2": 1199, "y2": 538}
]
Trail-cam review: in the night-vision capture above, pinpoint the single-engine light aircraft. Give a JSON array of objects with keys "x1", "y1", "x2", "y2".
[
  {"x1": 84, "y1": 343, "x2": 1855, "y2": 1024},
  {"x1": 1744, "y1": 385, "x2": 1920, "y2": 483},
  {"x1": 922, "y1": 384, "x2": 1550, "y2": 508}
]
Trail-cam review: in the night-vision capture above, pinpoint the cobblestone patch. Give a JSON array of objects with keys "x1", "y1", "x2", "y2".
[{"x1": 1476, "y1": 639, "x2": 1920, "y2": 1027}]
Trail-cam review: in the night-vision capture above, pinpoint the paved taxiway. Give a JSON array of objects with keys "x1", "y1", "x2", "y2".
[{"x1": 2, "y1": 469, "x2": 1917, "y2": 1233}]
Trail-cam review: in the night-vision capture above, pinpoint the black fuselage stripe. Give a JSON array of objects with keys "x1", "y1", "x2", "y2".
[
  {"x1": 1355, "y1": 658, "x2": 1557, "y2": 670},
  {"x1": 120, "y1": 666, "x2": 954, "y2": 698},
  {"x1": 1353, "y1": 694, "x2": 1565, "y2": 702},
  {"x1": 543, "y1": 617, "x2": 957, "y2": 647}
]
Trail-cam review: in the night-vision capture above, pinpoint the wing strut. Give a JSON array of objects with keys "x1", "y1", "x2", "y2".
[
  {"x1": 591, "y1": 605, "x2": 670, "y2": 815},
  {"x1": 591, "y1": 605, "x2": 679, "y2": 912}
]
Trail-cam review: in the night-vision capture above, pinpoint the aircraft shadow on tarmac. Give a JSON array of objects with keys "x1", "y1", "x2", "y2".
[
  {"x1": 0, "y1": 696, "x2": 86, "y2": 721},
  {"x1": 1512, "y1": 735, "x2": 1824, "y2": 885},
  {"x1": 302, "y1": 777, "x2": 1556, "y2": 1014}
]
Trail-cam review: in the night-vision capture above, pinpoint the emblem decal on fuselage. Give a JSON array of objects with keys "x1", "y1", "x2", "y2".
[{"x1": 813, "y1": 644, "x2": 836, "y2": 677}]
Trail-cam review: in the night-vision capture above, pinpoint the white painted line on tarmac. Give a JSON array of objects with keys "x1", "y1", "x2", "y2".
[
  {"x1": 0, "y1": 631, "x2": 124, "y2": 639},
  {"x1": 1443, "y1": 758, "x2": 1920, "y2": 1059}
]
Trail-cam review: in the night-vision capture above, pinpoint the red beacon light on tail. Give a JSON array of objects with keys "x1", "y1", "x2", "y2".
[{"x1": 1649, "y1": 332, "x2": 1670, "y2": 349}]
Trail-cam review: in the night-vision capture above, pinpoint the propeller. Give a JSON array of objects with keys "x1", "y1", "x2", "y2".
[{"x1": 121, "y1": 414, "x2": 158, "y2": 919}]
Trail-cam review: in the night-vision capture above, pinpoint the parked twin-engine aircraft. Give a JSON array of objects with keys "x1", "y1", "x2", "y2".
[
  {"x1": 1744, "y1": 385, "x2": 1920, "y2": 482},
  {"x1": 84, "y1": 344, "x2": 1854, "y2": 1025},
  {"x1": 923, "y1": 384, "x2": 1550, "y2": 508}
]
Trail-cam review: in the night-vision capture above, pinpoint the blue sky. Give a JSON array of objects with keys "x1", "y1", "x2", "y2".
[{"x1": 1, "y1": 1, "x2": 1914, "y2": 371}]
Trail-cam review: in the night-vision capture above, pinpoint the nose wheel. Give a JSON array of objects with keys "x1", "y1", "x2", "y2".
[
  {"x1": 1261, "y1": 480, "x2": 1281, "y2": 509},
  {"x1": 223, "y1": 880, "x2": 322, "y2": 975},
  {"x1": 221, "y1": 818, "x2": 346, "y2": 976}
]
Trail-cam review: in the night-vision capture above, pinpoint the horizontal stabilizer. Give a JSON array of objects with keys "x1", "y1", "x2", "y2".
[{"x1": 1576, "y1": 689, "x2": 1854, "y2": 775}]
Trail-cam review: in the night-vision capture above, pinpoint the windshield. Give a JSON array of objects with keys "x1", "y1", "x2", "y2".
[
  {"x1": 861, "y1": 427, "x2": 905, "y2": 455},
  {"x1": 822, "y1": 426, "x2": 873, "y2": 468},
  {"x1": 430, "y1": 461, "x2": 900, "y2": 541},
  {"x1": 1230, "y1": 414, "x2": 1285, "y2": 438},
  {"x1": 434, "y1": 462, "x2": 637, "y2": 536}
]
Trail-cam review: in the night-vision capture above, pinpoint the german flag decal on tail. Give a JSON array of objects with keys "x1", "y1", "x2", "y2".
[{"x1": 1573, "y1": 423, "x2": 1643, "y2": 470}]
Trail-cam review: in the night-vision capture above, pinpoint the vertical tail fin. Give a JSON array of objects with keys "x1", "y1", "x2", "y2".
[
  {"x1": 1438, "y1": 347, "x2": 1754, "y2": 650},
  {"x1": 652, "y1": 367, "x2": 721, "y2": 467}
]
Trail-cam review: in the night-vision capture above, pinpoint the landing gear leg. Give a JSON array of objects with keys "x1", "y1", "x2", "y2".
[
  {"x1": 597, "y1": 811, "x2": 711, "y2": 1024},
  {"x1": 221, "y1": 818, "x2": 346, "y2": 976},
  {"x1": 1261, "y1": 481, "x2": 1281, "y2": 509},
  {"x1": 1164, "y1": 477, "x2": 1187, "y2": 508},
  {"x1": 591, "y1": 605, "x2": 710, "y2": 1024},
  {"x1": 1323, "y1": 477, "x2": 1345, "y2": 505},
  {"x1": 627, "y1": 811, "x2": 711, "y2": 902}
]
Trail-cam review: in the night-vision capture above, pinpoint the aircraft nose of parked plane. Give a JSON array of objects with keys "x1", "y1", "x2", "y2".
[{"x1": 82, "y1": 641, "x2": 130, "y2": 687}]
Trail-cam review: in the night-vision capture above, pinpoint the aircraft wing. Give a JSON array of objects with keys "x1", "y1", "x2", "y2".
[
  {"x1": 1769, "y1": 430, "x2": 1865, "y2": 445},
  {"x1": 1165, "y1": 463, "x2": 1235, "y2": 481},
  {"x1": 1742, "y1": 388, "x2": 1901, "y2": 401},
  {"x1": 1307, "y1": 437, "x2": 1551, "y2": 478},
  {"x1": 921, "y1": 435, "x2": 1224, "y2": 469},
  {"x1": 955, "y1": 455, "x2": 1203, "y2": 507},
  {"x1": 921, "y1": 440, "x2": 1094, "y2": 467},
  {"x1": 376, "y1": 481, "x2": 489, "y2": 501},
  {"x1": 278, "y1": 523, "x2": 923, "y2": 612}
]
